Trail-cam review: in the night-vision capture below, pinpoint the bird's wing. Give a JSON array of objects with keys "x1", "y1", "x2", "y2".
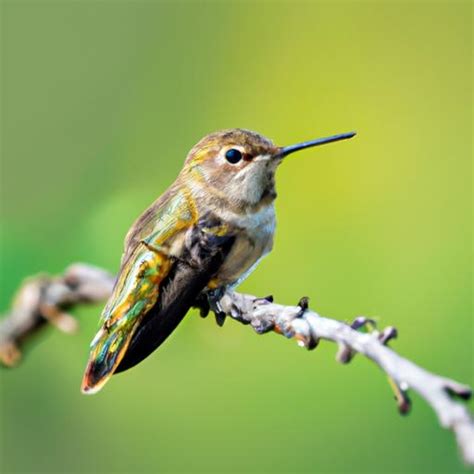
[
  {"x1": 115, "y1": 214, "x2": 235, "y2": 373},
  {"x1": 81, "y1": 186, "x2": 199, "y2": 394}
]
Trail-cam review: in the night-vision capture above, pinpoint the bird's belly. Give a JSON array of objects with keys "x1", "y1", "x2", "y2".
[
  {"x1": 211, "y1": 237, "x2": 268, "y2": 288},
  {"x1": 208, "y1": 207, "x2": 275, "y2": 289}
]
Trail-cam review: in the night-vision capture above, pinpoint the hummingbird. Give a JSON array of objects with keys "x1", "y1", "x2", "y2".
[{"x1": 81, "y1": 128, "x2": 356, "y2": 394}]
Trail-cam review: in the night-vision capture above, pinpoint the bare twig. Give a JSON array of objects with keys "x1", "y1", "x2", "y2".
[
  {"x1": 219, "y1": 292, "x2": 474, "y2": 466},
  {"x1": 0, "y1": 264, "x2": 114, "y2": 366},
  {"x1": 0, "y1": 264, "x2": 472, "y2": 465}
]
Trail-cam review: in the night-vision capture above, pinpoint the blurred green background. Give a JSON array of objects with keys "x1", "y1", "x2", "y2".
[{"x1": 0, "y1": 1, "x2": 472, "y2": 473}]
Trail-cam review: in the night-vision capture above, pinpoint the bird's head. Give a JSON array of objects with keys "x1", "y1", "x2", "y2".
[{"x1": 182, "y1": 128, "x2": 355, "y2": 210}]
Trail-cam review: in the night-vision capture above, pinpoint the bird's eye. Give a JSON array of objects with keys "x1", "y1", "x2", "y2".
[{"x1": 225, "y1": 148, "x2": 242, "y2": 164}]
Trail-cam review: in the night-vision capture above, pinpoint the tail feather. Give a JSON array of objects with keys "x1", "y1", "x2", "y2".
[{"x1": 81, "y1": 326, "x2": 134, "y2": 394}]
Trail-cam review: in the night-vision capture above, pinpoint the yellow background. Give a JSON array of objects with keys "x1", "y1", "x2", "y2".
[{"x1": 1, "y1": 1, "x2": 472, "y2": 473}]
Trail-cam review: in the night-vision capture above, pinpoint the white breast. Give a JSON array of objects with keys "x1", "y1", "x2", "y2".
[{"x1": 212, "y1": 204, "x2": 276, "y2": 287}]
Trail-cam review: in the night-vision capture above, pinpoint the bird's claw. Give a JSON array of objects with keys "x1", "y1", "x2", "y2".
[
  {"x1": 214, "y1": 311, "x2": 226, "y2": 327},
  {"x1": 207, "y1": 288, "x2": 226, "y2": 327},
  {"x1": 192, "y1": 293, "x2": 210, "y2": 318}
]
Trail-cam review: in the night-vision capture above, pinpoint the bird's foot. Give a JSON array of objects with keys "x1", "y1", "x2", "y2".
[
  {"x1": 207, "y1": 288, "x2": 227, "y2": 327},
  {"x1": 193, "y1": 293, "x2": 210, "y2": 318}
]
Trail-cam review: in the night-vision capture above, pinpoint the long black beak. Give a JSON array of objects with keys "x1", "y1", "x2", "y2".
[{"x1": 277, "y1": 131, "x2": 356, "y2": 158}]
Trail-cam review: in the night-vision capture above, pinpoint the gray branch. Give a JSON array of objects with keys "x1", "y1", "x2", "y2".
[
  {"x1": 218, "y1": 291, "x2": 473, "y2": 466},
  {"x1": 0, "y1": 263, "x2": 472, "y2": 465},
  {"x1": 0, "y1": 264, "x2": 114, "y2": 366}
]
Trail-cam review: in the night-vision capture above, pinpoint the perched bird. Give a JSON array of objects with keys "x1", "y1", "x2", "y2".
[{"x1": 81, "y1": 128, "x2": 356, "y2": 394}]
